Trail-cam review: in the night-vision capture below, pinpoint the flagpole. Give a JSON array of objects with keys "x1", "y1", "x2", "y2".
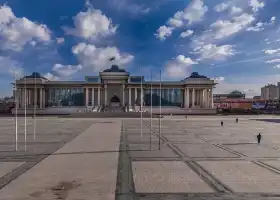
[
  {"x1": 24, "y1": 73, "x2": 27, "y2": 152},
  {"x1": 33, "y1": 74, "x2": 36, "y2": 141},
  {"x1": 14, "y1": 71, "x2": 18, "y2": 151},
  {"x1": 159, "y1": 70, "x2": 162, "y2": 150},
  {"x1": 150, "y1": 69, "x2": 152, "y2": 150},
  {"x1": 140, "y1": 68, "x2": 143, "y2": 137}
]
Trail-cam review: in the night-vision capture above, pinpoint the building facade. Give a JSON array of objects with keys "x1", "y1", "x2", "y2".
[
  {"x1": 14, "y1": 65, "x2": 216, "y2": 110},
  {"x1": 261, "y1": 84, "x2": 278, "y2": 100}
]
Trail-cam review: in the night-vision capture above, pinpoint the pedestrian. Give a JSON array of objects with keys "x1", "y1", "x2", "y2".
[
  {"x1": 257, "y1": 133, "x2": 262, "y2": 144},
  {"x1": 221, "y1": 121, "x2": 223, "y2": 127},
  {"x1": 236, "y1": 118, "x2": 238, "y2": 123}
]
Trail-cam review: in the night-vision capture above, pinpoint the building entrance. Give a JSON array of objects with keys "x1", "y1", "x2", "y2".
[{"x1": 110, "y1": 95, "x2": 121, "y2": 107}]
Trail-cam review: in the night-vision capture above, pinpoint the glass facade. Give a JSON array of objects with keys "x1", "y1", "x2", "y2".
[
  {"x1": 144, "y1": 88, "x2": 182, "y2": 106},
  {"x1": 86, "y1": 77, "x2": 100, "y2": 83},
  {"x1": 48, "y1": 88, "x2": 84, "y2": 106}
]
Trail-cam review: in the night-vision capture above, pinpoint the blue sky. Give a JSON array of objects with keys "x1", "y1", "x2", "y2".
[{"x1": 1, "y1": 0, "x2": 280, "y2": 97}]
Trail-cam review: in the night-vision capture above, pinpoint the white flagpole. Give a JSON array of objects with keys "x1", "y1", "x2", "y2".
[
  {"x1": 14, "y1": 71, "x2": 18, "y2": 151},
  {"x1": 33, "y1": 74, "x2": 36, "y2": 141},
  {"x1": 150, "y1": 69, "x2": 152, "y2": 150},
  {"x1": 24, "y1": 73, "x2": 27, "y2": 152},
  {"x1": 159, "y1": 70, "x2": 162, "y2": 150},
  {"x1": 140, "y1": 68, "x2": 143, "y2": 137}
]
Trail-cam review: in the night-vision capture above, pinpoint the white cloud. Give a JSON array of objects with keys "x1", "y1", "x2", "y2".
[
  {"x1": 246, "y1": 22, "x2": 264, "y2": 32},
  {"x1": 110, "y1": 0, "x2": 151, "y2": 16},
  {"x1": 180, "y1": 30, "x2": 193, "y2": 38},
  {"x1": 210, "y1": 13, "x2": 255, "y2": 39},
  {"x1": 213, "y1": 76, "x2": 225, "y2": 83},
  {"x1": 156, "y1": 0, "x2": 207, "y2": 40},
  {"x1": 249, "y1": 0, "x2": 265, "y2": 13},
  {"x1": 266, "y1": 59, "x2": 280, "y2": 63},
  {"x1": 193, "y1": 44, "x2": 235, "y2": 60},
  {"x1": 214, "y1": 2, "x2": 230, "y2": 12},
  {"x1": 63, "y1": 8, "x2": 117, "y2": 40},
  {"x1": 264, "y1": 49, "x2": 280, "y2": 54},
  {"x1": 230, "y1": 6, "x2": 243, "y2": 15},
  {"x1": 155, "y1": 25, "x2": 173, "y2": 40},
  {"x1": 0, "y1": 5, "x2": 51, "y2": 51},
  {"x1": 0, "y1": 56, "x2": 24, "y2": 78},
  {"x1": 163, "y1": 55, "x2": 197, "y2": 79},
  {"x1": 273, "y1": 64, "x2": 280, "y2": 69},
  {"x1": 52, "y1": 64, "x2": 83, "y2": 77},
  {"x1": 72, "y1": 42, "x2": 134, "y2": 72},
  {"x1": 270, "y1": 16, "x2": 276, "y2": 24},
  {"x1": 43, "y1": 72, "x2": 60, "y2": 81},
  {"x1": 56, "y1": 37, "x2": 65, "y2": 44}
]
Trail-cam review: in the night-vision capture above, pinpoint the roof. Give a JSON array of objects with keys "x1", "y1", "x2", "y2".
[
  {"x1": 187, "y1": 72, "x2": 208, "y2": 79},
  {"x1": 23, "y1": 72, "x2": 48, "y2": 80},
  {"x1": 103, "y1": 65, "x2": 126, "y2": 72}
]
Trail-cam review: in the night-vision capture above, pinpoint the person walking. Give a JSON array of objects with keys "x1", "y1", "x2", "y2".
[
  {"x1": 236, "y1": 118, "x2": 238, "y2": 123},
  {"x1": 257, "y1": 133, "x2": 262, "y2": 144},
  {"x1": 221, "y1": 121, "x2": 223, "y2": 127}
]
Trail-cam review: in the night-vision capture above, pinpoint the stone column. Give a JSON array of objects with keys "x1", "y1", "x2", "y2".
[
  {"x1": 140, "y1": 87, "x2": 143, "y2": 109},
  {"x1": 105, "y1": 84, "x2": 107, "y2": 106},
  {"x1": 92, "y1": 88, "x2": 95, "y2": 106},
  {"x1": 122, "y1": 84, "x2": 125, "y2": 106},
  {"x1": 209, "y1": 89, "x2": 213, "y2": 108},
  {"x1": 192, "y1": 88, "x2": 195, "y2": 108},
  {"x1": 29, "y1": 89, "x2": 32, "y2": 106},
  {"x1": 186, "y1": 88, "x2": 189, "y2": 108},
  {"x1": 85, "y1": 88, "x2": 89, "y2": 106},
  {"x1": 40, "y1": 88, "x2": 43, "y2": 108},
  {"x1": 34, "y1": 88, "x2": 37, "y2": 108},
  {"x1": 98, "y1": 88, "x2": 100, "y2": 106},
  {"x1": 135, "y1": 88, "x2": 137, "y2": 105},
  {"x1": 42, "y1": 89, "x2": 46, "y2": 108},
  {"x1": 128, "y1": 88, "x2": 131, "y2": 106}
]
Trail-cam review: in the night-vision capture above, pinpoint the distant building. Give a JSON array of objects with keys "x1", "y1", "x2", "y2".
[
  {"x1": 214, "y1": 90, "x2": 245, "y2": 101},
  {"x1": 261, "y1": 84, "x2": 278, "y2": 100},
  {"x1": 253, "y1": 96, "x2": 261, "y2": 100}
]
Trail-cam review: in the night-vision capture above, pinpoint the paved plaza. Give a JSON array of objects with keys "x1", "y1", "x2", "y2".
[{"x1": 0, "y1": 116, "x2": 280, "y2": 199}]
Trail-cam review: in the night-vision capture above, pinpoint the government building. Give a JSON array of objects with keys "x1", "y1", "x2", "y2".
[{"x1": 13, "y1": 65, "x2": 216, "y2": 114}]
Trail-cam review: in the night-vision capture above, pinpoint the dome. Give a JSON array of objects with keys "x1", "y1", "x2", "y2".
[
  {"x1": 188, "y1": 72, "x2": 207, "y2": 78},
  {"x1": 24, "y1": 72, "x2": 47, "y2": 79},
  {"x1": 103, "y1": 65, "x2": 126, "y2": 72}
]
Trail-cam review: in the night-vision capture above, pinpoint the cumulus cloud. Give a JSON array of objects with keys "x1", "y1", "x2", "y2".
[
  {"x1": 63, "y1": 8, "x2": 117, "y2": 40},
  {"x1": 214, "y1": 2, "x2": 230, "y2": 12},
  {"x1": 264, "y1": 49, "x2": 280, "y2": 55},
  {"x1": 180, "y1": 30, "x2": 194, "y2": 38},
  {"x1": 266, "y1": 59, "x2": 280, "y2": 63},
  {"x1": 155, "y1": 25, "x2": 173, "y2": 40},
  {"x1": 273, "y1": 65, "x2": 280, "y2": 69},
  {"x1": 249, "y1": 0, "x2": 265, "y2": 13},
  {"x1": 0, "y1": 5, "x2": 51, "y2": 51},
  {"x1": 155, "y1": 0, "x2": 207, "y2": 40},
  {"x1": 72, "y1": 43, "x2": 134, "y2": 72},
  {"x1": 43, "y1": 72, "x2": 60, "y2": 81},
  {"x1": 163, "y1": 55, "x2": 197, "y2": 79},
  {"x1": 193, "y1": 44, "x2": 235, "y2": 61},
  {"x1": 52, "y1": 64, "x2": 83, "y2": 77},
  {"x1": 56, "y1": 37, "x2": 65, "y2": 44}
]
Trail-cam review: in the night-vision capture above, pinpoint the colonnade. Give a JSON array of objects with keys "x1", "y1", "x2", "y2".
[{"x1": 15, "y1": 88, "x2": 45, "y2": 108}]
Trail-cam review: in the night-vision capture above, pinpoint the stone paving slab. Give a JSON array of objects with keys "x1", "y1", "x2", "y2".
[
  {"x1": 198, "y1": 160, "x2": 280, "y2": 193},
  {"x1": 132, "y1": 161, "x2": 215, "y2": 193},
  {"x1": 126, "y1": 135, "x2": 159, "y2": 143},
  {"x1": 163, "y1": 135, "x2": 206, "y2": 143},
  {"x1": 224, "y1": 144, "x2": 280, "y2": 157},
  {"x1": 0, "y1": 162, "x2": 24, "y2": 179},
  {"x1": 129, "y1": 143, "x2": 179, "y2": 158},
  {"x1": 174, "y1": 144, "x2": 239, "y2": 158},
  {"x1": 262, "y1": 160, "x2": 280, "y2": 171},
  {"x1": 0, "y1": 120, "x2": 121, "y2": 200}
]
